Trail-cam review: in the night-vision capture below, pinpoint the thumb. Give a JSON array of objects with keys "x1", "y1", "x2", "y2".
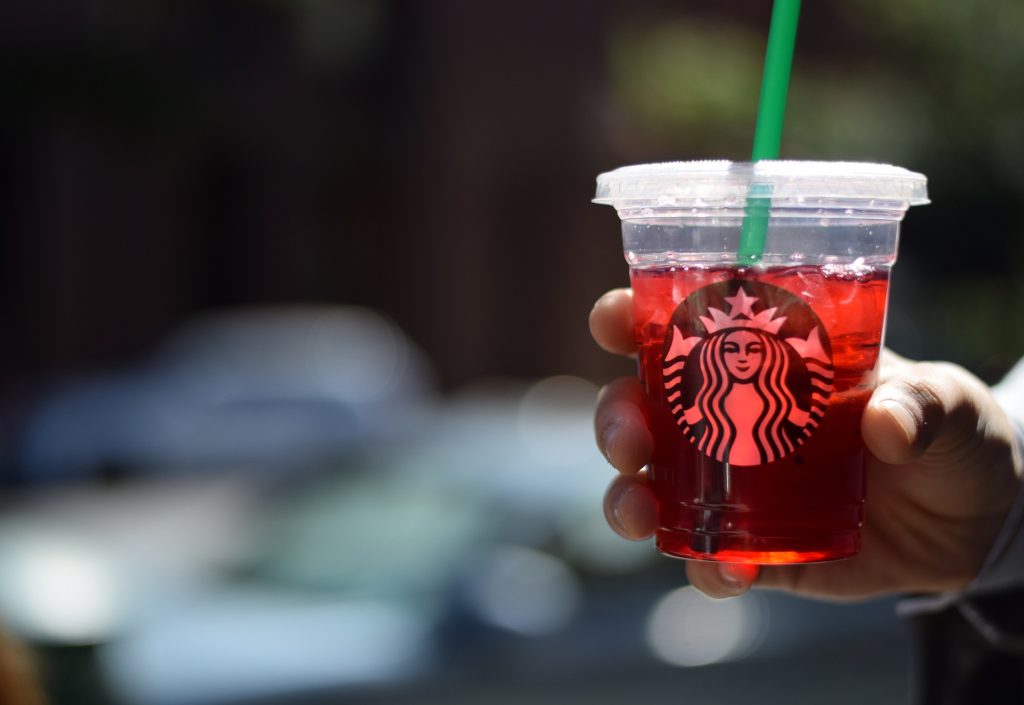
[{"x1": 862, "y1": 361, "x2": 991, "y2": 466}]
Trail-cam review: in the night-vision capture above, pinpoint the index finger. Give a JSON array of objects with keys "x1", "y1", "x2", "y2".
[{"x1": 589, "y1": 288, "x2": 638, "y2": 357}]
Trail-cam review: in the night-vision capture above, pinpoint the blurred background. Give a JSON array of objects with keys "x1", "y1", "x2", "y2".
[{"x1": 1, "y1": 1, "x2": 1022, "y2": 703}]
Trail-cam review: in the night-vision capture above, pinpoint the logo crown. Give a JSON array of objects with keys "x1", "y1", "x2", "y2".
[{"x1": 699, "y1": 286, "x2": 787, "y2": 335}]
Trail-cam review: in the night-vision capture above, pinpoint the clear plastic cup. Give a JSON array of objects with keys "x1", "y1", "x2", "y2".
[{"x1": 594, "y1": 161, "x2": 928, "y2": 564}]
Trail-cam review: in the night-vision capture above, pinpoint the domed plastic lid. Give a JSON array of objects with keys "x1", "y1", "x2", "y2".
[{"x1": 594, "y1": 160, "x2": 928, "y2": 213}]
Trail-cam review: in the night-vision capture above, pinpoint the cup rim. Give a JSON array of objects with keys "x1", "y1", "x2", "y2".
[{"x1": 593, "y1": 160, "x2": 929, "y2": 211}]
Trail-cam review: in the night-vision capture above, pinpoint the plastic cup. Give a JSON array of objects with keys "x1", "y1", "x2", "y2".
[{"x1": 594, "y1": 161, "x2": 928, "y2": 564}]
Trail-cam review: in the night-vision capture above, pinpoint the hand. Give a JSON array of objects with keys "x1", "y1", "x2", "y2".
[{"x1": 590, "y1": 288, "x2": 1023, "y2": 601}]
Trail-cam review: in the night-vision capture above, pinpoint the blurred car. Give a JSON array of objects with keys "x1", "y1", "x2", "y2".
[{"x1": 8, "y1": 306, "x2": 435, "y2": 483}]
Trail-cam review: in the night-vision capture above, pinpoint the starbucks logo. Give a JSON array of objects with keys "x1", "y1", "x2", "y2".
[{"x1": 662, "y1": 280, "x2": 833, "y2": 467}]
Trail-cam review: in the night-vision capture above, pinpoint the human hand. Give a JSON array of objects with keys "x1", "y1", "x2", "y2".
[{"x1": 590, "y1": 287, "x2": 1023, "y2": 601}]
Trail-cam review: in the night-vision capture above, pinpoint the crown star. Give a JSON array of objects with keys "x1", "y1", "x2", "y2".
[
  {"x1": 699, "y1": 286, "x2": 787, "y2": 335},
  {"x1": 724, "y1": 288, "x2": 758, "y2": 318}
]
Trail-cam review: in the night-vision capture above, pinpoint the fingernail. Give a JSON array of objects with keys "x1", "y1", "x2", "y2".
[
  {"x1": 718, "y1": 564, "x2": 744, "y2": 592},
  {"x1": 610, "y1": 496, "x2": 627, "y2": 532},
  {"x1": 880, "y1": 398, "x2": 918, "y2": 445},
  {"x1": 600, "y1": 417, "x2": 624, "y2": 465}
]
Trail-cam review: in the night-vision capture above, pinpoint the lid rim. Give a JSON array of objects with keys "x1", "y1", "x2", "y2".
[{"x1": 594, "y1": 160, "x2": 929, "y2": 210}]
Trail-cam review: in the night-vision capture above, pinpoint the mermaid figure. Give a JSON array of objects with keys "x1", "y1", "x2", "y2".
[
  {"x1": 680, "y1": 328, "x2": 810, "y2": 465},
  {"x1": 664, "y1": 285, "x2": 832, "y2": 466}
]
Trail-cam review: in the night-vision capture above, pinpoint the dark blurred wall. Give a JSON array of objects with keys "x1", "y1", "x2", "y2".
[
  {"x1": 2, "y1": 0, "x2": 1023, "y2": 394},
  {"x1": 0, "y1": 0, "x2": 631, "y2": 392},
  {"x1": 393, "y1": 1, "x2": 621, "y2": 387}
]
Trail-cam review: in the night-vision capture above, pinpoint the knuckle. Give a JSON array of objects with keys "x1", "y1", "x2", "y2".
[
  {"x1": 902, "y1": 361, "x2": 969, "y2": 406},
  {"x1": 908, "y1": 361, "x2": 987, "y2": 453},
  {"x1": 888, "y1": 375, "x2": 940, "y2": 413},
  {"x1": 595, "y1": 378, "x2": 629, "y2": 410},
  {"x1": 912, "y1": 361, "x2": 984, "y2": 409},
  {"x1": 913, "y1": 360, "x2": 964, "y2": 385}
]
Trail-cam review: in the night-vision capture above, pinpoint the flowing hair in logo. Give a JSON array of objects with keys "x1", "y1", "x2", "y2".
[{"x1": 695, "y1": 329, "x2": 799, "y2": 464}]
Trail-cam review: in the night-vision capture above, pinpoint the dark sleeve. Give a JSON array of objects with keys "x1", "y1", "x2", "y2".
[
  {"x1": 902, "y1": 370, "x2": 1024, "y2": 703},
  {"x1": 907, "y1": 592, "x2": 1024, "y2": 705},
  {"x1": 897, "y1": 418, "x2": 1024, "y2": 615}
]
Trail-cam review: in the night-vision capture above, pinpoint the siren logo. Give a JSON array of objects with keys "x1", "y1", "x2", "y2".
[{"x1": 662, "y1": 280, "x2": 833, "y2": 466}]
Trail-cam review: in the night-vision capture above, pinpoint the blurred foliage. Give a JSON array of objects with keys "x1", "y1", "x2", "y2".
[
  {"x1": 837, "y1": 0, "x2": 1024, "y2": 186},
  {"x1": 607, "y1": 19, "x2": 931, "y2": 164},
  {"x1": 919, "y1": 276, "x2": 1024, "y2": 377},
  {"x1": 606, "y1": 0, "x2": 1024, "y2": 380},
  {"x1": 291, "y1": 0, "x2": 388, "y2": 68},
  {"x1": 608, "y1": 22, "x2": 762, "y2": 157}
]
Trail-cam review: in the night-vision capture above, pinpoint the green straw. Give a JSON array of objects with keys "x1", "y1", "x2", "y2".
[{"x1": 737, "y1": 0, "x2": 801, "y2": 264}]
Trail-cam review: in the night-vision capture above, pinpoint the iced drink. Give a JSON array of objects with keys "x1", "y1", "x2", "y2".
[{"x1": 594, "y1": 161, "x2": 927, "y2": 564}]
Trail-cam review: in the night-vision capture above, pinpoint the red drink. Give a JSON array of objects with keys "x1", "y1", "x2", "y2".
[{"x1": 631, "y1": 264, "x2": 890, "y2": 564}]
